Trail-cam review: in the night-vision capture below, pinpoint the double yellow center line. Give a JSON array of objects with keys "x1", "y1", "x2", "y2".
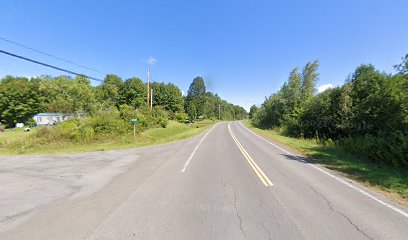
[{"x1": 228, "y1": 123, "x2": 273, "y2": 187}]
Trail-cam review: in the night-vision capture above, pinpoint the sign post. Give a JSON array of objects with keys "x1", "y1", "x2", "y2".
[{"x1": 131, "y1": 119, "x2": 138, "y2": 144}]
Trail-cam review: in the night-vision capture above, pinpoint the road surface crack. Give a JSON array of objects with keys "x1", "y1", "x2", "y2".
[
  {"x1": 310, "y1": 186, "x2": 373, "y2": 240},
  {"x1": 219, "y1": 176, "x2": 247, "y2": 239},
  {"x1": 261, "y1": 222, "x2": 272, "y2": 240},
  {"x1": 233, "y1": 187, "x2": 247, "y2": 239},
  {"x1": 266, "y1": 189, "x2": 302, "y2": 236}
]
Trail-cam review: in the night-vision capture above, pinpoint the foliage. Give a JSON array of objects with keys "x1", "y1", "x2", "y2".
[
  {"x1": 245, "y1": 122, "x2": 408, "y2": 199},
  {"x1": 175, "y1": 112, "x2": 189, "y2": 123},
  {"x1": 150, "y1": 82, "x2": 184, "y2": 113},
  {"x1": 0, "y1": 73, "x2": 246, "y2": 130},
  {"x1": 0, "y1": 76, "x2": 42, "y2": 127},
  {"x1": 394, "y1": 54, "x2": 408, "y2": 74},
  {"x1": 185, "y1": 77, "x2": 247, "y2": 122},
  {"x1": 99, "y1": 74, "x2": 124, "y2": 107},
  {"x1": 187, "y1": 76, "x2": 206, "y2": 98},
  {"x1": 186, "y1": 101, "x2": 197, "y2": 122},
  {"x1": 300, "y1": 60, "x2": 319, "y2": 103},
  {"x1": 30, "y1": 105, "x2": 165, "y2": 144},
  {"x1": 132, "y1": 106, "x2": 169, "y2": 130},
  {"x1": 121, "y1": 77, "x2": 146, "y2": 109},
  {"x1": 252, "y1": 55, "x2": 408, "y2": 169},
  {"x1": 338, "y1": 134, "x2": 408, "y2": 169},
  {"x1": 186, "y1": 76, "x2": 207, "y2": 117},
  {"x1": 39, "y1": 75, "x2": 97, "y2": 114},
  {"x1": 0, "y1": 120, "x2": 216, "y2": 155}
]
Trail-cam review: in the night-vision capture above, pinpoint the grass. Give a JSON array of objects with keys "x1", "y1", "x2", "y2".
[
  {"x1": 243, "y1": 121, "x2": 408, "y2": 203},
  {"x1": 0, "y1": 120, "x2": 217, "y2": 155}
]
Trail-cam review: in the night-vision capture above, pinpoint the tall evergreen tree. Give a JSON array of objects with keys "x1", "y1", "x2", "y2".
[{"x1": 186, "y1": 76, "x2": 206, "y2": 117}]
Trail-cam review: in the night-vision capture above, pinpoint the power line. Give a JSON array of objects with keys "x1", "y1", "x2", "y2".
[
  {"x1": 0, "y1": 49, "x2": 104, "y2": 82},
  {"x1": 0, "y1": 36, "x2": 106, "y2": 75}
]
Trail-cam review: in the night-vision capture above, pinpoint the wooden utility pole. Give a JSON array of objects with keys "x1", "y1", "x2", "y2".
[
  {"x1": 147, "y1": 69, "x2": 150, "y2": 108},
  {"x1": 150, "y1": 88, "x2": 153, "y2": 109}
]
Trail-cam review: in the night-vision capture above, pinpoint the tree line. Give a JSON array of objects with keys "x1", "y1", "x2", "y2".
[
  {"x1": 185, "y1": 77, "x2": 247, "y2": 121},
  {"x1": 251, "y1": 55, "x2": 408, "y2": 169},
  {"x1": 0, "y1": 74, "x2": 247, "y2": 128}
]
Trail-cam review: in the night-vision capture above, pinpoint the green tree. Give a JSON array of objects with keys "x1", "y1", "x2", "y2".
[
  {"x1": 0, "y1": 76, "x2": 42, "y2": 127},
  {"x1": 187, "y1": 76, "x2": 206, "y2": 97},
  {"x1": 151, "y1": 82, "x2": 184, "y2": 113},
  {"x1": 165, "y1": 83, "x2": 184, "y2": 113},
  {"x1": 122, "y1": 77, "x2": 146, "y2": 108},
  {"x1": 186, "y1": 102, "x2": 197, "y2": 122},
  {"x1": 249, "y1": 105, "x2": 259, "y2": 118},
  {"x1": 392, "y1": 54, "x2": 408, "y2": 126},
  {"x1": 39, "y1": 75, "x2": 96, "y2": 114},
  {"x1": 348, "y1": 64, "x2": 402, "y2": 135},
  {"x1": 100, "y1": 74, "x2": 124, "y2": 107},
  {"x1": 394, "y1": 54, "x2": 408, "y2": 74},
  {"x1": 284, "y1": 67, "x2": 302, "y2": 112},
  {"x1": 186, "y1": 76, "x2": 206, "y2": 116},
  {"x1": 202, "y1": 92, "x2": 218, "y2": 119},
  {"x1": 301, "y1": 60, "x2": 319, "y2": 103}
]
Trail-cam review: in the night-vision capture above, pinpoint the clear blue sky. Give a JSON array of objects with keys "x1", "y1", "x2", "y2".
[{"x1": 1, "y1": 0, "x2": 407, "y2": 111}]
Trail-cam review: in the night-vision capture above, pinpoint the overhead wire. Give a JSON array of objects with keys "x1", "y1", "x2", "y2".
[
  {"x1": 0, "y1": 49, "x2": 104, "y2": 82},
  {"x1": 0, "y1": 36, "x2": 106, "y2": 75}
]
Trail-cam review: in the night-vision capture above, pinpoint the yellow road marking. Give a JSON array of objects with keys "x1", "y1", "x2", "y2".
[{"x1": 228, "y1": 123, "x2": 273, "y2": 187}]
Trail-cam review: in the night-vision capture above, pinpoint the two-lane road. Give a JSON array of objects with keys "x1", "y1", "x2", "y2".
[{"x1": 1, "y1": 122, "x2": 407, "y2": 239}]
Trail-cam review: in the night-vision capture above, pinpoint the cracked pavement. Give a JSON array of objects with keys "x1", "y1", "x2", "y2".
[{"x1": 1, "y1": 122, "x2": 408, "y2": 239}]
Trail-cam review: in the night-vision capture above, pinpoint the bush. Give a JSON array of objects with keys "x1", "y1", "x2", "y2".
[
  {"x1": 338, "y1": 133, "x2": 408, "y2": 169},
  {"x1": 119, "y1": 104, "x2": 137, "y2": 123},
  {"x1": 83, "y1": 111, "x2": 130, "y2": 135},
  {"x1": 175, "y1": 112, "x2": 189, "y2": 123},
  {"x1": 52, "y1": 121, "x2": 79, "y2": 140},
  {"x1": 27, "y1": 105, "x2": 171, "y2": 145},
  {"x1": 24, "y1": 118, "x2": 37, "y2": 127},
  {"x1": 136, "y1": 106, "x2": 169, "y2": 129},
  {"x1": 153, "y1": 107, "x2": 169, "y2": 128}
]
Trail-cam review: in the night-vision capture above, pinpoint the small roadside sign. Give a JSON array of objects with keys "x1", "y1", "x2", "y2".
[{"x1": 131, "y1": 119, "x2": 138, "y2": 144}]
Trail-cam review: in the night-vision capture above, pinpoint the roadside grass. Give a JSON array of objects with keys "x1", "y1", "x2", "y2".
[
  {"x1": 0, "y1": 120, "x2": 217, "y2": 155},
  {"x1": 0, "y1": 127, "x2": 33, "y2": 142},
  {"x1": 243, "y1": 121, "x2": 408, "y2": 202}
]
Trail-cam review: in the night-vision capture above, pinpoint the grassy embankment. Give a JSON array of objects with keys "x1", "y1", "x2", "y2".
[
  {"x1": 0, "y1": 120, "x2": 216, "y2": 155},
  {"x1": 243, "y1": 121, "x2": 408, "y2": 203}
]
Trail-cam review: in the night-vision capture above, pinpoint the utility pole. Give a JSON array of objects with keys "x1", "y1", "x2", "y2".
[
  {"x1": 150, "y1": 88, "x2": 153, "y2": 109},
  {"x1": 147, "y1": 69, "x2": 150, "y2": 109}
]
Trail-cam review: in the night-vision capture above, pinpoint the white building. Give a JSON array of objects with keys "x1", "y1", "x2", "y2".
[{"x1": 33, "y1": 113, "x2": 76, "y2": 126}]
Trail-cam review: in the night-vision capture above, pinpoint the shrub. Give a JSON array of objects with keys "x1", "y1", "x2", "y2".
[
  {"x1": 153, "y1": 107, "x2": 169, "y2": 128},
  {"x1": 52, "y1": 121, "x2": 79, "y2": 140},
  {"x1": 175, "y1": 112, "x2": 189, "y2": 123},
  {"x1": 25, "y1": 105, "x2": 171, "y2": 145},
  {"x1": 83, "y1": 112, "x2": 129, "y2": 134},
  {"x1": 119, "y1": 104, "x2": 137, "y2": 123},
  {"x1": 24, "y1": 118, "x2": 37, "y2": 127},
  {"x1": 338, "y1": 133, "x2": 408, "y2": 169},
  {"x1": 34, "y1": 126, "x2": 51, "y2": 138},
  {"x1": 136, "y1": 107, "x2": 169, "y2": 128}
]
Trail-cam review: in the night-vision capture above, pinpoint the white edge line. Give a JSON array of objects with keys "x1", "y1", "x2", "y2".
[
  {"x1": 237, "y1": 121, "x2": 408, "y2": 218},
  {"x1": 181, "y1": 123, "x2": 220, "y2": 173}
]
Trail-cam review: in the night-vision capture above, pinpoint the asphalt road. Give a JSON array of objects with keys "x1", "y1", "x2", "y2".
[{"x1": 1, "y1": 121, "x2": 407, "y2": 239}]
